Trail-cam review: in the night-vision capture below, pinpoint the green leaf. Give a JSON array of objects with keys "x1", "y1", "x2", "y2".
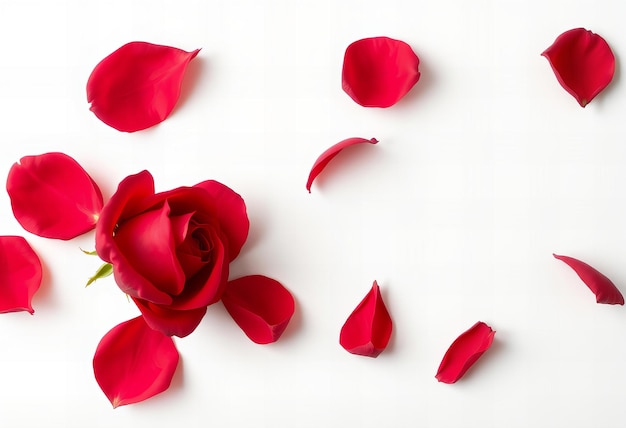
[
  {"x1": 80, "y1": 248, "x2": 98, "y2": 256},
  {"x1": 86, "y1": 263, "x2": 113, "y2": 287}
]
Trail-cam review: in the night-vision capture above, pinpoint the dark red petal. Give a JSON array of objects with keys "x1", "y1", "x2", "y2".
[
  {"x1": 436, "y1": 321, "x2": 495, "y2": 384},
  {"x1": 87, "y1": 42, "x2": 200, "y2": 132},
  {"x1": 193, "y1": 180, "x2": 249, "y2": 261},
  {"x1": 93, "y1": 316, "x2": 179, "y2": 408},
  {"x1": 542, "y1": 28, "x2": 615, "y2": 107},
  {"x1": 7, "y1": 153, "x2": 103, "y2": 240},
  {"x1": 222, "y1": 275, "x2": 295, "y2": 344},
  {"x1": 0, "y1": 236, "x2": 42, "y2": 314},
  {"x1": 342, "y1": 36, "x2": 420, "y2": 107},
  {"x1": 553, "y1": 254, "x2": 624, "y2": 305},
  {"x1": 339, "y1": 281, "x2": 392, "y2": 358},
  {"x1": 133, "y1": 298, "x2": 207, "y2": 338},
  {"x1": 306, "y1": 137, "x2": 378, "y2": 192}
]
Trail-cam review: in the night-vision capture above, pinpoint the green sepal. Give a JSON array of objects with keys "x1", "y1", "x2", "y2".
[
  {"x1": 80, "y1": 248, "x2": 98, "y2": 256},
  {"x1": 86, "y1": 263, "x2": 113, "y2": 287}
]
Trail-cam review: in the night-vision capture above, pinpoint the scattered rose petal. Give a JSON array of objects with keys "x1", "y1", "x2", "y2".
[
  {"x1": 7, "y1": 153, "x2": 103, "y2": 240},
  {"x1": 542, "y1": 28, "x2": 615, "y2": 107},
  {"x1": 339, "y1": 281, "x2": 392, "y2": 357},
  {"x1": 222, "y1": 275, "x2": 295, "y2": 344},
  {"x1": 306, "y1": 137, "x2": 378, "y2": 192},
  {"x1": 436, "y1": 321, "x2": 495, "y2": 384},
  {"x1": 553, "y1": 254, "x2": 624, "y2": 305},
  {"x1": 342, "y1": 36, "x2": 420, "y2": 107},
  {"x1": 0, "y1": 236, "x2": 42, "y2": 314},
  {"x1": 87, "y1": 42, "x2": 200, "y2": 132},
  {"x1": 93, "y1": 316, "x2": 179, "y2": 408}
]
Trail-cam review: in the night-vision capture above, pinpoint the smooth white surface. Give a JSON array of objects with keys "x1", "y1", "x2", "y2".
[{"x1": 1, "y1": 0, "x2": 626, "y2": 426}]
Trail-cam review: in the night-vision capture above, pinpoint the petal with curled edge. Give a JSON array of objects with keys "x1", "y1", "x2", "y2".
[
  {"x1": 93, "y1": 316, "x2": 179, "y2": 408},
  {"x1": 339, "y1": 281, "x2": 392, "y2": 357},
  {"x1": 7, "y1": 153, "x2": 103, "y2": 240},
  {"x1": 0, "y1": 236, "x2": 42, "y2": 314}
]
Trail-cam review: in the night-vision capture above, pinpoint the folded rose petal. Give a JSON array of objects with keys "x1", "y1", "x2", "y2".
[
  {"x1": 306, "y1": 137, "x2": 378, "y2": 192},
  {"x1": 7, "y1": 153, "x2": 103, "y2": 240},
  {"x1": 553, "y1": 254, "x2": 624, "y2": 305},
  {"x1": 93, "y1": 316, "x2": 179, "y2": 408},
  {"x1": 436, "y1": 321, "x2": 495, "y2": 384},
  {"x1": 339, "y1": 281, "x2": 392, "y2": 357},
  {"x1": 542, "y1": 28, "x2": 615, "y2": 107},
  {"x1": 0, "y1": 236, "x2": 42, "y2": 314},
  {"x1": 342, "y1": 36, "x2": 420, "y2": 107},
  {"x1": 221, "y1": 275, "x2": 295, "y2": 344},
  {"x1": 87, "y1": 42, "x2": 200, "y2": 132}
]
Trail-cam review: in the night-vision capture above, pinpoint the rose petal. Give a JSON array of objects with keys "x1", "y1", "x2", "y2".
[
  {"x1": 553, "y1": 254, "x2": 624, "y2": 305},
  {"x1": 93, "y1": 316, "x2": 179, "y2": 408},
  {"x1": 542, "y1": 28, "x2": 615, "y2": 107},
  {"x1": 342, "y1": 36, "x2": 420, "y2": 107},
  {"x1": 436, "y1": 321, "x2": 495, "y2": 384},
  {"x1": 306, "y1": 137, "x2": 378, "y2": 192},
  {"x1": 87, "y1": 42, "x2": 200, "y2": 132},
  {"x1": 193, "y1": 180, "x2": 249, "y2": 261},
  {"x1": 133, "y1": 298, "x2": 208, "y2": 338},
  {"x1": 222, "y1": 275, "x2": 295, "y2": 344},
  {"x1": 0, "y1": 236, "x2": 42, "y2": 314},
  {"x1": 339, "y1": 281, "x2": 392, "y2": 358},
  {"x1": 7, "y1": 153, "x2": 103, "y2": 240}
]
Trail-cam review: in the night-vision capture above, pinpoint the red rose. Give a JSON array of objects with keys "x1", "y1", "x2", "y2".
[{"x1": 95, "y1": 171, "x2": 249, "y2": 337}]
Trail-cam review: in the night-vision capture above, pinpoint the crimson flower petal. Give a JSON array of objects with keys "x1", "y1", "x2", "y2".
[
  {"x1": 0, "y1": 236, "x2": 42, "y2": 314},
  {"x1": 339, "y1": 281, "x2": 392, "y2": 358},
  {"x1": 133, "y1": 298, "x2": 208, "y2": 338},
  {"x1": 553, "y1": 254, "x2": 624, "y2": 305},
  {"x1": 93, "y1": 316, "x2": 179, "y2": 408},
  {"x1": 342, "y1": 36, "x2": 420, "y2": 107},
  {"x1": 542, "y1": 28, "x2": 615, "y2": 107},
  {"x1": 221, "y1": 275, "x2": 295, "y2": 344},
  {"x1": 306, "y1": 137, "x2": 378, "y2": 192},
  {"x1": 87, "y1": 42, "x2": 200, "y2": 132},
  {"x1": 7, "y1": 153, "x2": 103, "y2": 240},
  {"x1": 436, "y1": 321, "x2": 495, "y2": 384}
]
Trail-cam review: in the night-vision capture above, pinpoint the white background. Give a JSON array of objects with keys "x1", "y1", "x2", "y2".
[{"x1": 0, "y1": 0, "x2": 625, "y2": 426}]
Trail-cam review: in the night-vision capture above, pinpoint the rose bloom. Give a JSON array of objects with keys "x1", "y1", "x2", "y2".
[{"x1": 95, "y1": 171, "x2": 249, "y2": 337}]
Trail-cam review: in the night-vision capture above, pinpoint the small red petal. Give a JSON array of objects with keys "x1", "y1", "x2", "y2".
[
  {"x1": 339, "y1": 281, "x2": 392, "y2": 358},
  {"x1": 306, "y1": 137, "x2": 378, "y2": 192},
  {"x1": 7, "y1": 153, "x2": 103, "y2": 240},
  {"x1": 436, "y1": 321, "x2": 495, "y2": 384},
  {"x1": 553, "y1": 254, "x2": 624, "y2": 305},
  {"x1": 0, "y1": 236, "x2": 42, "y2": 314},
  {"x1": 342, "y1": 36, "x2": 420, "y2": 107},
  {"x1": 93, "y1": 316, "x2": 179, "y2": 408},
  {"x1": 542, "y1": 28, "x2": 615, "y2": 107},
  {"x1": 222, "y1": 275, "x2": 295, "y2": 344},
  {"x1": 87, "y1": 42, "x2": 200, "y2": 132}
]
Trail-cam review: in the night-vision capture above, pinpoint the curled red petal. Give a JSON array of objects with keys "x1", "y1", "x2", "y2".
[
  {"x1": 0, "y1": 236, "x2": 42, "y2": 314},
  {"x1": 7, "y1": 153, "x2": 103, "y2": 240},
  {"x1": 342, "y1": 36, "x2": 420, "y2": 107},
  {"x1": 542, "y1": 28, "x2": 615, "y2": 107},
  {"x1": 133, "y1": 298, "x2": 208, "y2": 338},
  {"x1": 436, "y1": 321, "x2": 495, "y2": 384},
  {"x1": 93, "y1": 316, "x2": 179, "y2": 408},
  {"x1": 553, "y1": 254, "x2": 624, "y2": 305},
  {"x1": 221, "y1": 275, "x2": 295, "y2": 344},
  {"x1": 87, "y1": 42, "x2": 200, "y2": 132},
  {"x1": 339, "y1": 281, "x2": 392, "y2": 358},
  {"x1": 306, "y1": 137, "x2": 378, "y2": 192}
]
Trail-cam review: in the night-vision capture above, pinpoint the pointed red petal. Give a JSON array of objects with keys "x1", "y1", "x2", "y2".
[
  {"x1": 436, "y1": 321, "x2": 495, "y2": 384},
  {"x1": 7, "y1": 153, "x2": 103, "y2": 240},
  {"x1": 342, "y1": 36, "x2": 420, "y2": 107},
  {"x1": 306, "y1": 137, "x2": 378, "y2": 192},
  {"x1": 222, "y1": 275, "x2": 295, "y2": 344},
  {"x1": 339, "y1": 281, "x2": 392, "y2": 357},
  {"x1": 553, "y1": 254, "x2": 624, "y2": 305},
  {"x1": 542, "y1": 28, "x2": 615, "y2": 107},
  {"x1": 93, "y1": 316, "x2": 179, "y2": 408},
  {"x1": 0, "y1": 236, "x2": 42, "y2": 314},
  {"x1": 87, "y1": 42, "x2": 200, "y2": 132}
]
